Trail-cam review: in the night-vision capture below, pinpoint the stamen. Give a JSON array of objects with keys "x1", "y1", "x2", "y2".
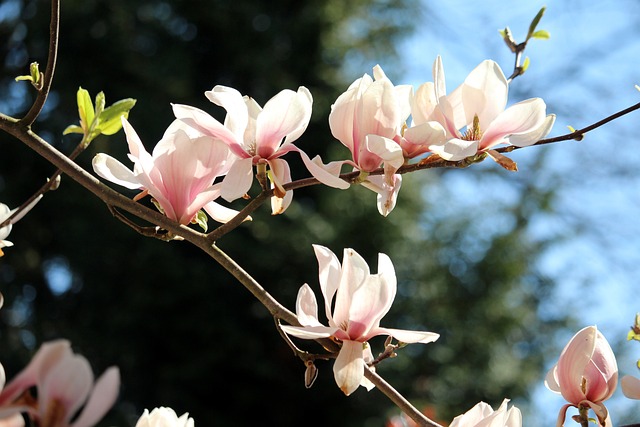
[{"x1": 462, "y1": 114, "x2": 483, "y2": 141}]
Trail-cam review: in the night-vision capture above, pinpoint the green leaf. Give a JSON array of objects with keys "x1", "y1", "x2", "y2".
[
  {"x1": 97, "y1": 98, "x2": 137, "y2": 135},
  {"x1": 527, "y1": 6, "x2": 546, "y2": 40},
  {"x1": 531, "y1": 29, "x2": 550, "y2": 40},
  {"x1": 63, "y1": 125, "x2": 84, "y2": 135},
  {"x1": 77, "y1": 87, "x2": 94, "y2": 131},
  {"x1": 522, "y1": 56, "x2": 530, "y2": 72},
  {"x1": 193, "y1": 210, "x2": 208, "y2": 232},
  {"x1": 94, "y1": 91, "x2": 106, "y2": 119}
]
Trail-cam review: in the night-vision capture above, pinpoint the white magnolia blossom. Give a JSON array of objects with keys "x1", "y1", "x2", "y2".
[{"x1": 135, "y1": 407, "x2": 194, "y2": 427}]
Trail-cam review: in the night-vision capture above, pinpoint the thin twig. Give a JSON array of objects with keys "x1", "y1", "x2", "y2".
[
  {"x1": 20, "y1": 0, "x2": 59, "y2": 126},
  {"x1": 363, "y1": 366, "x2": 443, "y2": 427}
]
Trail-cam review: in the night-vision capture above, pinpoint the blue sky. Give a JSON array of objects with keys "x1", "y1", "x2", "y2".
[{"x1": 397, "y1": 0, "x2": 640, "y2": 424}]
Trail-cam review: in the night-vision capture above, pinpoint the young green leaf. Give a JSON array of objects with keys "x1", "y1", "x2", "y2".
[
  {"x1": 77, "y1": 87, "x2": 95, "y2": 132},
  {"x1": 531, "y1": 30, "x2": 550, "y2": 40},
  {"x1": 97, "y1": 98, "x2": 137, "y2": 135},
  {"x1": 527, "y1": 6, "x2": 546, "y2": 40}
]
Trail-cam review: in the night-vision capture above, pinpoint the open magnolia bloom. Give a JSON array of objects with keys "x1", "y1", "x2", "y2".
[
  {"x1": 93, "y1": 117, "x2": 241, "y2": 226},
  {"x1": 135, "y1": 407, "x2": 194, "y2": 427},
  {"x1": 172, "y1": 85, "x2": 313, "y2": 214},
  {"x1": 545, "y1": 325, "x2": 618, "y2": 427},
  {"x1": 280, "y1": 245, "x2": 439, "y2": 396},
  {"x1": 415, "y1": 56, "x2": 556, "y2": 164},
  {"x1": 303, "y1": 64, "x2": 425, "y2": 216},
  {"x1": 0, "y1": 340, "x2": 119, "y2": 427},
  {"x1": 449, "y1": 399, "x2": 522, "y2": 427}
]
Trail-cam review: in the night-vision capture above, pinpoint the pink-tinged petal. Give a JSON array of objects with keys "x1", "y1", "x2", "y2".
[
  {"x1": 556, "y1": 326, "x2": 597, "y2": 403},
  {"x1": 411, "y1": 81, "x2": 437, "y2": 125},
  {"x1": 121, "y1": 118, "x2": 152, "y2": 162},
  {"x1": 394, "y1": 84, "x2": 413, "y2": 125},
  {"x1": 357, "y1": 78, "x2": 401, "y2": 147},
  {"x1": 508, "y1": 113, "x2": 556, "y2": 147},
  {"x1": 279, "y1": 325, "x2": 336, "y2": 340},
  {"x1": 621, "y1": 375, "x2": 640, "y2": 399},
  {"x1": 555, "y1": 403, "x2": 572, "y2": 427},
  {"x1": 429, "y1": 138, "x2": 478, "y2": 161},
  {"x1": 294, "y1": 284, "x2": 322, "y2": 327},
  {"x1": 433, "y1": 55, "x2": 446, "y2": 101},
  {"x1": 360, "y1": 174, "x2": 402, "y2": 217},
  {"x1": 328, "y1": 74, "x2": 372, "y2": 153},
  {"x1": 203, "y1": 200, "x2": 250, "y2": 224},
  {"x1": 544, "y1": 365, "x2": 562, "y2": 393},
  {"x1": 39, "y1": 355, "x2": 93, "y2": 421},
  {"x1": 312, "y1": 245, "x2": 343, "y2": 324},
  {"x1": 267, "y1": 158, "x2": 293, "y2": 215},
  {"x1": 333, "y1": 249, "x2": 370, "y2": 328},
  {"x1": 204, "y1": 85, "x2": 249, "y2": 139},
  {"x1": 403, "y1": 121, "x2": 446, "y2": 151},
  {"x1": 461, "y1": 60, "x2": 508, "y2": 127},
  {"x1": 256, "y1": 87, "x2": 312, "y2": 157},
  {"x1": 297, "y1": 149, "x2": 350, "y2": 190},
  {"x1": 220, "y1": 158, "x2": 254, "y2": 202},
  {"x1": 479, "y1": 98, "x2": 547, "y2": 151},
  {"x1": 0, "y1": 340, "x2": 72, "y2": 406},
  {"x1": 172, "y1": 104, "x2": 248, "y2": 158},
  {"x1": 374, "y1": 328, "x2": 439, "y2": 344},
  {"x1": 92, "y1": 154, "x2": 143, "y2": 190},
  {"x1": 365, "y1": 135, "x2": 404, "y2": 172},
  {"x1": 71, "y1": 367, "x2": 120, "y2": 427},
  {"x1": 333, "y1": 340, "x2": 365, "y2": 396}
]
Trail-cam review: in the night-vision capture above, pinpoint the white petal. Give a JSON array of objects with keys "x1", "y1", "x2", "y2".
[
  {"x1": 294, "y1": 284, "x2": 322, "y2": 327},
  {"x1": 297, "y1": 150, "x2": 350, "y2": 190},
  {"x1": 429, "y1": 138, "x2": 478, "y2": 161},
  {"x1": 220, "y1": 158, "x2": 254, "y2": 202},
  {"x1": 508, "y1": 113, "x2": 556, "y2": 147},
  {"x1": 279, "y1": 325, "x2": 335, "y2": 340},
  {"x1": 333, "y1": 340, "x2": 365, "y2": 396},
  {"x1": 72, "y1": 367, "x2": 120, "y2": 427},
  {"x1": 92, "y1": 154, "x2": 142, "y2": 190},
  {"x1": 376, "y1": 328, "x2": 439, "y2": 344}
]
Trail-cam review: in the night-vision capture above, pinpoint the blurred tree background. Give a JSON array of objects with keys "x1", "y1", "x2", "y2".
[{"x1": 0, "y1": 1, "x2": 571, "y2": 426}]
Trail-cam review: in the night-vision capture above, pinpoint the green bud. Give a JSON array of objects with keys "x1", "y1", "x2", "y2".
[
  {"x1": 15, "y1": 62, "x2": 43, "y2": 89},
  {"x1": 193, "y1": 210, "x2": 209, "y2": 232}
]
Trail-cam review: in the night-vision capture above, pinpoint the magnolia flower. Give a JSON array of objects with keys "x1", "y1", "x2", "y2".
[
  {"x1": 449, "y1": 399, "x2": 522, "y2": 427},
  {"x1": 135, "y1": 407, "x2": 194, "y2": 427},
  {"x1": 304, "y1": 65, "x2": 424, "y2": 216},
  {"x1": 172, "y1": 86, "x2": 313, "y2": 214},
  {"x1": 0, "y1": 340, "x2": 120, "y2": 427},
  {"x1": 93, "y1": 117, "x2": 240, "y2": 225},
  {"x1": 621, "y1": 375, "x2": 640, "y2": 399},
  {"x1": 416, "y1": 56, "x2": 555, "y2": 164},
  {"x1": 280, "y1": 245, "x2": 439, "y2": 396},
  {"x1": 545, "y1": 326, "x2": 618, "y2": 427}
]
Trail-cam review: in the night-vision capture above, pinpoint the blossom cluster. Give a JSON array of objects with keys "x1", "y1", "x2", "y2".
[{"x1": 88, "y1": 56, "x2": 555, "y2": 233}]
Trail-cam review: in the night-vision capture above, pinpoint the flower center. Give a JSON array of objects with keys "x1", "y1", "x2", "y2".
[{"x1": 462, "y1": 114, "x2": 483, "y2": 141}]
